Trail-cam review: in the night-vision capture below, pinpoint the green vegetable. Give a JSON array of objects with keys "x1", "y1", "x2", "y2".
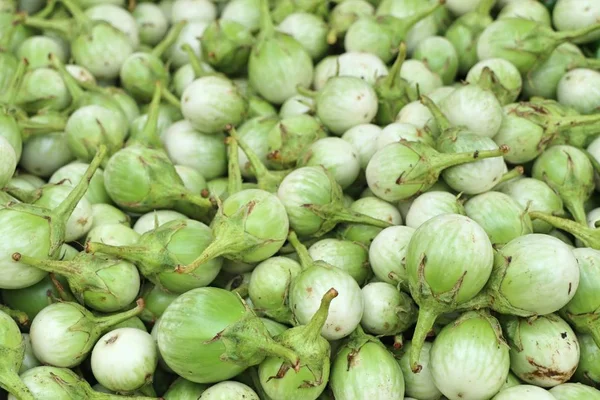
[
  {"x1": 573, "y1": 333, "x2": 600, "y2": 387},
  {"x1": 200, "y1": 381, "x2": 259, "y2": 399},
  {"x1": 258, "y1": 288, "x2": 336, "y2": 400},
  {"x1": 266, "y1": 115, "x2": 326, "y2": 171},
  {"x1": 90, "y1": 327, "x2": 158, "y2": 393},
  {"x1": 23, "y1": 0, "x2": 134, "y2": 80},
  {"x1": 287, "y1": 232, "x2": 364, "y2": 340},
  {"x1": 330, "y1": 327, "x2": 405, "y2": 399},
  {"x1": 278, "y1": 166, "x2": 390, "y2": 237},
  {"x1": 28, "y1": 299, "x2": 144, "y2": 368},
  {"x1": 12, "y1": 252, "x2": 140, "y2": 312},
  {"x1": 413, "y1": 36, "x2": 458, "y2": 84},
  {"x1": 308, "y1": 239, "x2": 370, "y2": 285},
  {"x1": 444, "y1": 0, "x2": 494, "y2": 75},
  {"x1": 12, "y1": 366, "x2": 157, "y2": 400},
  {"x1": 477, "y1": 18, "x2": 600, "y2": 74},
  {"x1": 368, "y1": 226, "x2": 415, "y2": 287},
  {"x1": 502, "y1": 313, "x2": 579, "y2": 387},
  {"x1": 248, "y1": 256, "x2": 302, "y2": 324},
  {"x1": 397, "y1": 341, "x2": 442, "y2": 400},
  {"x1": 406, "y1": 213, "x2": 494, "y2": 372},
  {"x1": 499, "y1": 178, "x2": 564, "y2": 233},
  {"x1": 103, "y1": 84, "x2": 214, "y2": 220},
  {"x1": 120, "y1": 22, "x2": 185, "y2": 103},
  {"x1": 464, "y1": 191, "x2": 533, "y2": 246},
  {"x1": 163, "y1": 377, "x2": 208, "y2": 400},
  {"x1": 0, "y1": 310, "x2": 35, "y2": 400},
  {"x1": 300, "y1": 76, "x2": 378, "y2": 136},
  {"x1": 550, "y1": 383, "x2": 600, "y2": 400},
  {"x1": 87, "y1": 218, "x2": 222, "y2": 294},
  {"x1": 360, "y1": 282, "x2": 417, "y2": 336},
  {"x1": 366, "y1": 140, "x2": 508, "y2": 202},
  {"x1": 0, "y1": 146, "x2": 105, "y2": 289},
  {"x1": 156, "y1": 287, "x2": 299, "y2": 383},
  {"x1": 405, "y1": 191, "x2": 465, "y2": 229},
  {"x1": 560, "y1": 248, "x2": 600, "y2": 348},
  {"x1": 248, "y1": 0, "x2": 313, "y2": 104},
  {"x1": 532, "y1": 145, "x2": 594, "y2": 225},
  {"x1": 430, "y1": 311, "x2": 510, "y2": 399}
]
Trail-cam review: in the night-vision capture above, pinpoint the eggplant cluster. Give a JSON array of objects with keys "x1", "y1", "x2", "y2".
[{"x1": 1, "y1": 0, "x2": 600, "y2": 399}]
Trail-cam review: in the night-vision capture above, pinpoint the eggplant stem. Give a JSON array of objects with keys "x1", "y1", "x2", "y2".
[
  {"x1": 53, "y1": 145, "x2": 106, "y2": 221},
  {"x1": 286, "y1": 231, "x2": 314, "y2": 270},
  {"x1": 0, "y1": 371, "x2": 35, "y2": 400},
  {"x1": 175, "y1": 235, "x2": 234, "y2": 274},
  {"x1": 305, "y1": 288, "x2": 338, "y2": 341},
  {"x1": 94, "y1": 298, "x2": 145, "y2": 331},
  {"x1": 152, "y1": 21, "x2": 187, "y2": 58},
  {"x1": 409, "y1": 307, "x2": 438, "y2": 373}
]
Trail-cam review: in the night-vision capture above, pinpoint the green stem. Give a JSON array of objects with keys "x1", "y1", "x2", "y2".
[
  {"x1": 476, "y1": 0, "x2": 495, "y2": 15},
  {"x1": 553, "y1": 22, "x2": 600, "y2": 42},
  {"x1": 286, "y1": 231, "x2": 314, "y2": 270},
  {"x1": 20, "y1": 16, "x2": 73, "y2": 38},
  {"x1": 19, "y1": 117, "x2": 68, "y2": 140},
  {"x1": 49, "y1": 52, "x2": 86, "y2": 107},
  {"x1": 86, "y1": 241, "x2": 146, "y2": 260},
  {"x1": 52, "y1": 145, "x2": 107, "y2": 221},
  {"x1": 1, "y1": 58, "x2": 27, "y2": 105},
  {"x1": 553, "y1": 113, "x2": 600, "y2": 131},
  {"x1": 382, "y1": 43, "x2": 407, "y2": 89},
  {"x1": 94, "y1": 298, "x2": 145, "y2": 331},
  {"x1": 161, "y1": 88, "x2": 181, "y2": 109},
  {"x1": 295, "y1": 85, "x2": 317, "y2": 98},
  {"x1": 564, "y1": 198, "x2": 587, "y2": 226},
  {"x1": 476, "y1": 67, "x2": 510, "y2": 102},
  {"x1": 128, "y1": 82, "x2": 162, "y2": 148},
  {"x1": 580, "y1": 56, "x2": 600, "y2": 70},
  {"x1": 32, "y1": 0, "x2": 58, "y2": 18},
  {"x1": 226, "y1": 134, "x2": 243, "y2": 195},
  {"x1": 0, "y1": 304, "x2": 28, "y2": 326},
  {"x1": 529, "y1": 211, "x2": 600, "y2": 249},
  {"x1": 332, "y1": 207, "x2": 393, "y2": 229},
  {"x1": 262, "y1": 340, "x2": 300, "y2": 371},
  {"x1": 175, "y1": 234, "x2": 236, "y2": 274},
  {"x1": 58, "y1": 0, "x2": 91, "y2": 26},
  {"x1": 420, "y1": 95, "x2": 451, "y2": 132},
  {"x1": 476, "y1": 66, "x2": 496, "y2": 91},
  {"x1": 432, "y1": 145, "x2": 509, "y2": 171},
  {"x1": 228, "y1": 126, "x2": 288, "y2": 193},
  {"x1": 454, "y1": 290, "x2": 492, "y2": 312},
  {"x1": 392, "y1": 0, "x2": 442, "y2": 40},
  {"x1": 408, "y1": 307, "x2": 438, "y2": 373},
  {"x1": 0, "y1": 17, "x2": 17, "y2": 51},
  {"x1": 305, "y1": 288, "x2": 338, "y2": 341},
  {"x1": 257, "y1": 0, "x2": 275, "y2": 40},
  {"x1": 49, "y1": 273, "x2": 76, "y2": 302},
  {"x1": 2, "y1": 186, "x2": 38, "y2": 203},
  {"x1": 181, "y1": 43, "x2": 206, "y2": 79},
  {"x1": 152, "y1": 21, "x2": 186, "y2": 58},
  {"x1": 86, "y1": 242, "x2": 160, "y2": 280},
  {"x1": 177, "y1": 190, "x2": 215, "y2": 222},
  {"x1": 11, "y1": 252, "x2": 79, "y2": 277},
  {"x1": 0, "y1": 370, "x2": 35, "y2": 400},
  {"x1": 492, "y1": 166, "x2": 524, "y2": 190}
]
